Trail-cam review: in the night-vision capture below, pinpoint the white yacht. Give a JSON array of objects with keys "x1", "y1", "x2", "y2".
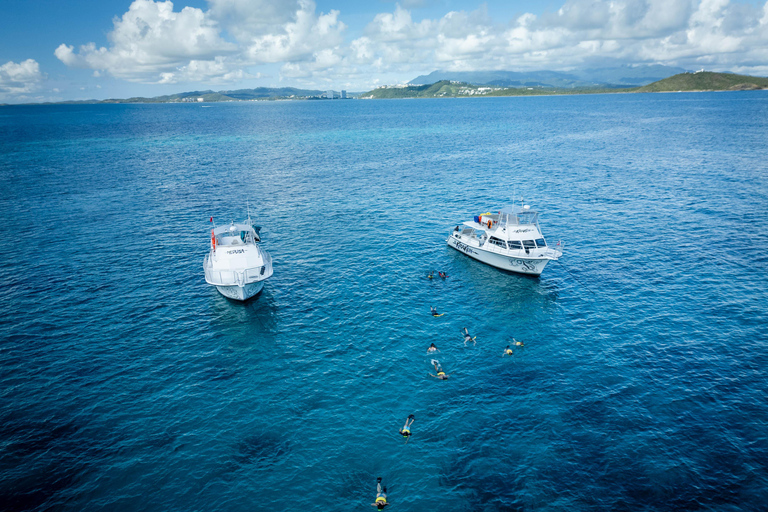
[
  {"x1": 447, "y1": 203, "x2": 563, "y2": 276},
  {"x1": 203, "y1": 215, "x2": 273, "y2": 301}
]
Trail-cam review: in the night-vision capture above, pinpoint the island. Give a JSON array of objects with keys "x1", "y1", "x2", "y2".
[{"x1": 359, "y1": 72, "x2": 768, "y2": 99}]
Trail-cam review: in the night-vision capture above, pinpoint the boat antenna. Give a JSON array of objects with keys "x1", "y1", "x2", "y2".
[{"x1": 246, "y1": 201, "x2": 252, "y2": 225}]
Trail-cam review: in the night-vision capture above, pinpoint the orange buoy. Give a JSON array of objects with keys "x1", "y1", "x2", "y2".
[{"x1": 487, "y1": 220, "x2": 492, "y2": 229}]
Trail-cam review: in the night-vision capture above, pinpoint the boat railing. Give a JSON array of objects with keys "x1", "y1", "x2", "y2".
[
  {"x1": 480, "y1": 241, "x2": 560, "y2": 259},
  {"x1": 204, "y1": 252, "x2": 272, "y2": 286}
]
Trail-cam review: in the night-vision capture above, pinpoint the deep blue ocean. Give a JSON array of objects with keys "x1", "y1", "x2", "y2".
[{"x1": 1, "y1": 92, "x2": 768, "y2": 511}]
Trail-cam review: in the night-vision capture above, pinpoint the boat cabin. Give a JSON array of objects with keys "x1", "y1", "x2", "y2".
[
  {"x1": 454, "y1": 205, "x2": 551, "y2": 254},
  {"x1": 213, "y1": 223, "x2": 261, "y2": 247}
]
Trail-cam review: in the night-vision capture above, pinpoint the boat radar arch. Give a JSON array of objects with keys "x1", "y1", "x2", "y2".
[{"x1": 447, "y1": 203, "x2": 562, "y2": 276}]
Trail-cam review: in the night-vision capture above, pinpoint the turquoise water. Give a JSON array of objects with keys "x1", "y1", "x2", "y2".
[{"x1": 1, "y1": 93, "x2": 768, "y2": 511}]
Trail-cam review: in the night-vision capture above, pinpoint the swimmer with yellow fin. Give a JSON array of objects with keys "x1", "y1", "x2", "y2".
[
  {"x1": 371, "y1": 477, "x2": 389, "y2": 509},
  {"x1": 429, "y1": 360, "x2": 450, "y2": 380},
  {"x1": 399, "y1": 414, "x2": 415, "y2": 443}
]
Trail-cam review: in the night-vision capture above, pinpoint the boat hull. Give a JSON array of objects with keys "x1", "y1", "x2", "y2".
[
  {"x1": 215, "y1": 280, "x2": 265, "y2": 301},
  {"x1": 447, "y1": 234, "x2": 551, "y2": 276}
]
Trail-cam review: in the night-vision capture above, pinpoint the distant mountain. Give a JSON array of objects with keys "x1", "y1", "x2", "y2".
[
  {"x1": 409, "y1": 65, "x2": 687, "y2": 88},
  {"x1": 91, "y1": 87, "x2": 333, "y2": 104},
  {"x1": 361, "y1": 80, "x2": 617, "y2": 99},
  {"x1": 361, "y1": 81, "x2": 481, "y2": 99},
  {"x1": 636, "y1": 71, "x2": 768, "y2": 92},
  {"x1": 574, "y1": 65, "x2": 687, "y2": 86},
  {"x1": 361, "y1": 71, "x2": 768, "y2": 99},
  {"x1": 409, "y1": 70, "x2": 589, "y2": 88},
  {"x1": 218, "y1": 87, "x2": 326, "y2": 100}
]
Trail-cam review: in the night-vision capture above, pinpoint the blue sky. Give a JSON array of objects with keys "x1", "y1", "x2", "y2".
[{"x1": 2, "y1": 0, "x2": 767, "y2": 103}]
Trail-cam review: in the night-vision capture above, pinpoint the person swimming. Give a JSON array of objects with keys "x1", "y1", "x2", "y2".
[
  {"x1": 427, "y1": 343, "x2": 439, "y2": 353},
  {"x1": 429, "y1": 360, "x2": 450, "y2": 380},
  {"x1": 438, "y1": 271, "x2": 447, "y2": 279},
  {"x1": 513, "y1": 338, "x2": 524, "y2": 347},
  {"x1": 462, "y1": 327, "x2": 476, "y2": 346},
  {"x1": 427, "y1": 271, "x2": 434, "y2": 279},
  {"x1": 399, "y1": 414, "x2": 415, "y2": 439},
  {"x1": 371, "y1": 477, "x2": 388, "y2": 509},
  {"x1": 502, "y1": 345, "x2": 514, "y2": 357},
  {"x1": 430, "y1": 306, "x2": 440, "y2": 316}
]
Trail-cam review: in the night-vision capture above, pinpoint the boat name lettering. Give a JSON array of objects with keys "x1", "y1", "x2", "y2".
[
  {"x1": 227, "y1": 249, "x2": 245, "y2": 254},
  {"x1": 454, "y1": 240, "x2": 475, "y2": 255},
  {"x1": 510, "y1": 259, "x2": 536, "y2": 272},
  {"x1": 513, "y1": 228, "x2": 533, "y2": 233}
]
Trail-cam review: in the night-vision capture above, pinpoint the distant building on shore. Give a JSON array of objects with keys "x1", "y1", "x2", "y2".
[
  {"x1": 326, "y1": 90, "x2": 334, "y2": 99},
  {"x1": 341, "y1": 90, "x2": 347, "y2": 99}
]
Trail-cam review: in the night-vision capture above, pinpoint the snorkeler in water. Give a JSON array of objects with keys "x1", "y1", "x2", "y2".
[
  {"x1": 399, "y1": 414, "x2": 415, "y2": 439},
  {"x1": 502, "y1": 345, "x2": 514, "y2": 357},
  {"x1": 513, "y1": 338, "x2": 524, "y2": 347},
  {"x1": 372, "y1": 477, "x2": 389, "y2": 509},
  {"x1": 429, "y1": 360, "x2": 450, "y2": 380},
  {"x1": 427, "y1": 271, "x2": 434, "y2": 279},
  {"x1": 430, "y1": 306, "x2": 442, "y2": 317},
  {"x1": 427, "y1": 343, "x2": 439, "y2": 353},
  {"x1": 462, "y1": 327, "x2": 476, "y2": 346},
  {"x1": 438, "y1": 271, "x2": 447, "y2": 279}
]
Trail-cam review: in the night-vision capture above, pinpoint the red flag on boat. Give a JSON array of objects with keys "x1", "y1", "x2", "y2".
[{"x1": 209, "y1": 217, "x2": 213, "y2": 223}]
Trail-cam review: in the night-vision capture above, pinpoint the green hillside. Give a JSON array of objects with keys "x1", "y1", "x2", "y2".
[
  {"x1": 361, "y1": 80, "x2": 626, "y2": 99},
  {"x1": 637, "y1": 71, "x2": 768, "y2": 92},
  {"x1": 101, "y1": 91, "x2": 237, "y2": 103},
  {"x1": 360, "y1": 81, "x2": 498, "y2": 98},
  {"x1": 360, "y1": 71, "x2": 768, "y2": 100}
]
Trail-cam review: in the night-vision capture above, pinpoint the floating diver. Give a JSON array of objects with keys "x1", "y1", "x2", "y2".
[
  {"x1": 512, "y1": 338, "x2": 524, "y2": 347},
  {"x1": 430, "y1": 306, "x2": 444, "y2": 317},
  {"x1": 399, "y1": 414, "x2": 415, "y2": 442},
  {"x1": 429, "y1": 360, "x2": 450, "y2": 380},
  {"x1": 371, "y1": 477, "x2": 389, "y2": 509},
  {"x1": 427, "y1": 343, "x2": 439, "y2": 353},
  {"x1": 502, "y1": 345, "x2": 514, "y2": 357},
  {"x1": 462, "y1": 327, "x2": 476, "y2": 346},
  {"x1": 438, "y1": 271, "x2": 448, "y2": 279},
  {"x1": 427, "y1": 270, "x2": 434, "y2": 279}
]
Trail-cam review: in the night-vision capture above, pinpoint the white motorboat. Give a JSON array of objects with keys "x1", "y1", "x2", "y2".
[
  {"x1": 203, "y1": 215, "x2": 273, "y2": 301},
  {"x1": 447, "y1": 203, "x2": 563, "y2": 276}
]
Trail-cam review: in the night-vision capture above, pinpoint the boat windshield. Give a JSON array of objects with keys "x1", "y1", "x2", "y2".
[
  {"x1": 499, "y1": 208, "x2": 539, "y2": 226},
  {"x1": 217, "y1": 228, "x2": 257, "y2": 245}
]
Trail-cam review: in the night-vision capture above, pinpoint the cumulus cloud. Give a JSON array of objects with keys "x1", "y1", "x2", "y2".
[
  {"x1": 242, "y1": 1, "x2": 346, "y2": 64},
  {"x1": 55, "y1": 0, "x2": 345, "y2": 85},
  {"x1": 0, "y1": 59, "x2": 45, "y2": 101},
  {"x1": 52, "y1": 0, "x2": 768, "y2": 90},
  {"x1": 55, "y1": 0, "x2": 235, "y2": 82},
  {"x1": 298, "y1": 0, "x2": 768, "y2": 85}
]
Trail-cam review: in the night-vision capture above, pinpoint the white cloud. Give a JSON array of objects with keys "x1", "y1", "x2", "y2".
[
  {"x1": 0, "y1": 59, "x2": 45, "y2": 101},
  {"x1": 55, "y1": 0, "x2": 236, "y2": 82},
  {"x1": 315, "y1": 0, "x2": 768, "y2": 86},
  {"x1": 242, "y1": 1, "x2": 346, "y2": 64},
  {"x1": 159, "y1": 57, "x2": 255, "y2": 84},
  {"x1": 55, "y1": 0, "x2": 345, "y2": 85},
  {"x1": 52, "y1": 0, "x2": 768, "y2": 91}
]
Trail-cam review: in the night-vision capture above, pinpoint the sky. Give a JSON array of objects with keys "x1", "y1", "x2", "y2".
[{"x1": 1, "y1": 0, "x2": 767, "y2": 103}]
